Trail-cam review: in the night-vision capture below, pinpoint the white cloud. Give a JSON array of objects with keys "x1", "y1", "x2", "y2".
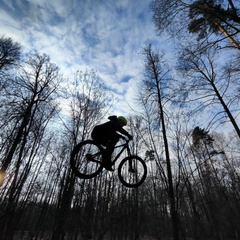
[{"x1": 0, "y1": 0, "x2": 164, "y2": 116}]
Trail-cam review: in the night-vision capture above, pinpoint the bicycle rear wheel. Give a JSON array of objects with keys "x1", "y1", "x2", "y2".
[
  {"x1": 118, "y1": 156, "x2": 147, "y2": 188},
  {"x1": 70, "y1": 140, "x2": 103, "y2": 179}
]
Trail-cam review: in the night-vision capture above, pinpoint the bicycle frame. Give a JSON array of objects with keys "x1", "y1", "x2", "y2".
[
  {"x1": 111, "y1": 140, "x2": 131, "y2": 165},
  {"x1": 90, "y1": 140, "x2": 131, "y2": 166}
]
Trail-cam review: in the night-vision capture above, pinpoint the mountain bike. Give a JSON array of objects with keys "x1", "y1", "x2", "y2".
[{"x1": 70, "y1": 139, "x2": 147, "y2": 188}]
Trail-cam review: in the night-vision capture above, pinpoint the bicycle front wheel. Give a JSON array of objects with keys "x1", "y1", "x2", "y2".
[
  {"x1": 70, "y1": 140, "x2": 103, "y2": 179},
  {"x1": 118, "y1": 156, "x2": 147, "y2": 188}
]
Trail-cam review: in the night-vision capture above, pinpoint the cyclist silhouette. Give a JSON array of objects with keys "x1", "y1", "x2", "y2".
[{"x1": 91, "y1": 116, "x2": 133, "y2": 171}]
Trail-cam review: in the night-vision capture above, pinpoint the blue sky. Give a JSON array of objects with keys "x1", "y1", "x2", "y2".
[{"x1": 0, "y1": 0, "x2": 171, "y2": 116}]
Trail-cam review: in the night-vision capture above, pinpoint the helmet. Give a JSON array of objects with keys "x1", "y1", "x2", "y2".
[{"x1": 118, "y1": 116, "x2": 127, "y2": 126}]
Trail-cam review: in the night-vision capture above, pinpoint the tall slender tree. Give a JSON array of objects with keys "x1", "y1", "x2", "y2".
[
  {"x1": 52, "y1": 69, "x2": 112, "y2": 240},
  {"x1": 177, "y1": 45, "x2": 240, "y2": 138},
  {"x1": 0, "y1": 52, "x2": 61, "y2": 240},
  {"x1": 140, "y1": 44, "x2": 179, "y2": 240}
]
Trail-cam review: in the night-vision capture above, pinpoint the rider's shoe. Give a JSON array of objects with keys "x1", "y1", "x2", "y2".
[
  {"x1": 102, "y1": 157, "x2": 114, "y2": 171},
  {"x1": 104, "y1": 164, "x2": 114, "y2": 171},
  {"x1": 102, "y1": 159, "x2": 114, "y2": 171}
]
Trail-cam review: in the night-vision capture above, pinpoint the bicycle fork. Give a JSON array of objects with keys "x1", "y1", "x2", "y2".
[{"x1": 126, "y1": 145, "x2": 136, "y2": 173}]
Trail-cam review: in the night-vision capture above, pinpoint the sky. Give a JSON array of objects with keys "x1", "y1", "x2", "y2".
[{"x1": 0, "y1": 0, "x2": 171, "y2": 116}]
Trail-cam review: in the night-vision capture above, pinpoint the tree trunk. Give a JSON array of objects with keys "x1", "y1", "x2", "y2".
[{"x1": 211, "y1": 80, "x2": 240, "y2": 139}]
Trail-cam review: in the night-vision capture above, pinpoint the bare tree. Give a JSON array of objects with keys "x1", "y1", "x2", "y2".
[
  {"x1": 140, "y1": 44, "x2": 179, "y2": 240},
  {"x1": 177, "y1": 45, "x2": 240, "y2": 138},
  {"x1": 0, "y1": 36, "x2": 21, "y2": 80},
  {"x1": 0, "y1": 51, "x2": 61, "y2": 239},
  {"x1": 0, "y1": 52, "x2": 61, "y2": 186},
  {"x1": 51, "y1": 69, "x2": 113, "y2": 240}
]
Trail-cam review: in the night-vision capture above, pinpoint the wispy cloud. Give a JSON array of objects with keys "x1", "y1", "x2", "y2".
[{"x1": 0, "y1": 0, "x2": 165, "y2": 115}]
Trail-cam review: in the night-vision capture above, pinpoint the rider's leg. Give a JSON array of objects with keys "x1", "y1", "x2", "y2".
[
  {"x1": 92, "y1": 127, "x2": 119, "y2": 171},
  {"x1": 102, "y1": 134, "x2": 119, "y2": 170}
]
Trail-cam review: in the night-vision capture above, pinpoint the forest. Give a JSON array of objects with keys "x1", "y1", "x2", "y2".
[{"x1": 0, "y1": 0, "x2": 240, "y2": 240}]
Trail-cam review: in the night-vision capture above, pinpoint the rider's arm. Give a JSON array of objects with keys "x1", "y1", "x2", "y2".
[
  {"x1": 117, "y1": 127, "x2": 133, "y2": 140},
  {"x1": 109, "y1": 116, "x2": 133, "y2": 140}
]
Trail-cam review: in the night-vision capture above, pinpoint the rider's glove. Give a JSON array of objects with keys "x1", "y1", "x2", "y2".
[
  {"x1": 128, "y1": 134, "x2": 133, "y2": 140},
  {"x1": 119, "y1": 135, "x2": 126, "y2": 141}
]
